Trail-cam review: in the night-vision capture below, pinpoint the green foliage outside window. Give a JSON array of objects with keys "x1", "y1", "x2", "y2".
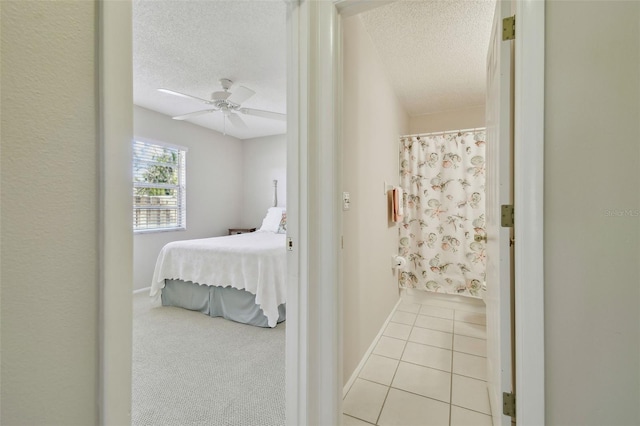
[{"x1": 135, "y1": 150, "x2": 178, "y2": 196}]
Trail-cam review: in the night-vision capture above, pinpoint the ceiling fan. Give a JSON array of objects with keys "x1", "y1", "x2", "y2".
[{"x1": 158, "y1": 78, "x2": 286, "y2": 131}]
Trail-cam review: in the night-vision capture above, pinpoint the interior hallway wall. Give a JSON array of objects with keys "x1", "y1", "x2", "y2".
[
  {"x1": 0, "y1": 2, "x2": 100, "y2": 423},
  {"x1": 133, "y1": 106, "x2": 244, "y2": 291},
  {"x1": 342, "y1": 15, "x2": 410, "y2": 384},
  {"x1": 544, "y1": 2, "x2": 640, "y2": 424}
]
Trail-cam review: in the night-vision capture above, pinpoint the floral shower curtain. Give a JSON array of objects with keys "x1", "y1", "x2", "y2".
[{"x1": 398, "y1": 130, "x2": 486, "y2": 297}]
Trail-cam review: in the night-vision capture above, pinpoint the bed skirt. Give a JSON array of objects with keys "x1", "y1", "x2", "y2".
[{"x1": 161, "y1": 279, "x2": 286, "y2": 328}]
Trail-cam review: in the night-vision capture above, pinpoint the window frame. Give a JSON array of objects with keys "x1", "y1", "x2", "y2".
[{"x1": 132, "y1": 138, "x2": 187, "y2": 234}]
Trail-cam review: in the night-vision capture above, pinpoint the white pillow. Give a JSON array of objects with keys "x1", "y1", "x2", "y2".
[{"x1": 259, "y1": 207, "x2": 285, "y2": 233}]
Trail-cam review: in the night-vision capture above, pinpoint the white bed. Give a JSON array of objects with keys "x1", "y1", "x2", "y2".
[{"x1": 151, "y1": 230, "x2": 287, "y2": 328}]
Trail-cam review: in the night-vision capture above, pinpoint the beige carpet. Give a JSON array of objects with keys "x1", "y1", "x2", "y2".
[{"x1": 132, "y1": 292, "x2": 285, "y2": 426}]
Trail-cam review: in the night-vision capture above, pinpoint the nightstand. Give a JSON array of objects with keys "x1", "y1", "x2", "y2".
[{"x1": 228, "y1": 227, "x2": 257, "y2": 235}]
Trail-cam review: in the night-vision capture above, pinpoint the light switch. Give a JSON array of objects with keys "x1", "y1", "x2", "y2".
[{"x1": 343, "y1": 192, "x2": 350, "y2": 211}]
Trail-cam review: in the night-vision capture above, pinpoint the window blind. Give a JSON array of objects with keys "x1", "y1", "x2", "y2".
[{"x1": 133, "y1": 140, "x2": 186, "y2": 232}]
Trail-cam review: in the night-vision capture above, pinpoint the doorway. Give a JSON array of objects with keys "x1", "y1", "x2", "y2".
[
  {"x1": 340, "y1": 2, "x2": 493, "y2": 423},
  {"x1": 341, "y1": 3, "x2": 543, "y2": 422},
  {"x1": 99, "y1": 1, "x2": 291, "y2": 423},
  {"x1": 99, "y1": 1, "x2": 544, "y2": 424}
]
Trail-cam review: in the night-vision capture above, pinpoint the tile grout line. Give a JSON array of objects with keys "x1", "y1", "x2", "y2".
[
  {"x1": 416, "y1": 299, "x2": 489, "y2": 421},
  {"x1": 349, "y1": 296, "x2": 487, "y2": 425},
  {"x1": 451, "y1": 372, "x2": 488, "y2": 383},
  {"x1": 453, "y1": 318, "x2": 487, "y2": 326},
  {"x1": 374, "y1": 339, "x2": 471, "y2": 360},
  {"x1": 343, "y1": 414, "x2": 376, "y2": 425},
  {"x1": 356, "y1": 378, "x2": 455, "y2": 408},
  {"x1": 344, "y1": 298, "x2": 404, "y2": 398},
  {"x1": 361, "y1": 357, "x2": 485, "y2": 385},
  {"x1": 388, "y1": 305, "x2": 455, "y2": 423},
  {"x1": 379, "y1": 333, "x2": 411, "y2": 343},
  {"x1": 375, "y1": 384, "x2": 392, "y2": 425},
  {"x1": 375, "y1": 303, "x2": 410, "y2": 425},
  {"x1": 450, "y1": 402, "x2": 493, "y2": 417},
  {"x1": 397, "y1": 350, "x2": 453, "y2": 374},
  {"x1": 386, "y1": 384, "x2": 453, "y2": 406}
]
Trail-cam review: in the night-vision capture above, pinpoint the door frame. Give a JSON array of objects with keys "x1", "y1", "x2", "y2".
[
  {"x1": 98, "y1": 1, "x2": 309, "y2": 424},
  {"x1": 98, "y1": 1, "x2": 134, "y2": 424},
  {"x1": 285, "y1": 2, "x2": 342, "y2": 424},
  {"x1": 512, "y1": 1, "x2": 545, "y2": 422},
  {"x1": 99, "y1": 0, "x2": 545, "y2": 424},
  {"x1": 322, "y1": 0, "x2": 545, "y2": 424}
]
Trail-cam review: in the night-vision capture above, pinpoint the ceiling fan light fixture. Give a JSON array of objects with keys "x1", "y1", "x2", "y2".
[{"x1": 211, "y1": 91, "x2": 230, "y2": 101}]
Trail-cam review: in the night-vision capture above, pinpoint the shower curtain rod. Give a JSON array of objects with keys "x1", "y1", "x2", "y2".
[{"x1": 401, "y1": 127, "x2": 486, "y2": 139}]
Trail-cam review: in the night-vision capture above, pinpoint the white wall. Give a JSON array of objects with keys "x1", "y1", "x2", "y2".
[
  {"x1": 0, "y1": 2, "x2": 100, "y2": 423},
  {"x1": 409, "y1": 105, "x2": 485, "y2": 134},
  {"x1": 342, "y1": 15, "x2": 410, "y2": 383},
  {"x1": 133, "y1": 106, "x2": 244, "y2": 290},
  {"x1": 242, "y1": 134, "x2": 287, "y2": 228},
  {"x1": 544, "y1": 2, "x2": 640, "y2": 424}
]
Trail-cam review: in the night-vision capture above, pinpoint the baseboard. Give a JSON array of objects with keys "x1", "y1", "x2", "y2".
[
  {"x1": 342, "y1": 297, "x2": 403, "y2": 398},
  {"x1": 133, "y1": 286, "x2": 150, "y2": 295}
]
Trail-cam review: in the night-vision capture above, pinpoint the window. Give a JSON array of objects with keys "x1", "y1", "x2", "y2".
[{"x1": 133, "y1": 140, "x2": 186, "y2": 232}]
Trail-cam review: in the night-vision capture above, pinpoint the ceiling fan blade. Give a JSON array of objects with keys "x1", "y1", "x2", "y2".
[
  {"x1": 172, "y1": 109, "x2": 217, "y2": 120},
  {"x1": 158, "y1": 88, "x2": 211, "y2": 104},
  {"x1": 227, "y1": 112, "x2": 247, "y2": 129},
  {"x1": 239, "y1": 107, "x2": 286, "y2": 122},
  {"x1": 226, "y1": 86, "x2": 255, "y2": 105}
]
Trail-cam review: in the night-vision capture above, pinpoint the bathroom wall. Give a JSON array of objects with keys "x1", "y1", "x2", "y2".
[
  {"x1": 409, "y1": 105, "x2": 485, "y2": 134},
  {"x1": 342, "y1": 14, "x2": 410, "y2": 383}
]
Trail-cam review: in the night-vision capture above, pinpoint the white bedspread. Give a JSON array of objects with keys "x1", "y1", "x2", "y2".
[{"x1": 151, "y1": 232, "x2": 286, "y2": 327}]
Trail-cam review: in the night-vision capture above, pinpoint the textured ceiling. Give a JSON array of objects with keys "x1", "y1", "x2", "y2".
[
  {"x1": 133, "y1": 0, "x2": 494, "y2": 138},
  {"x1": 359, "y1": 0, "x2": 495, "y2": 117},
  {"x1": 133, "y1": 0, "x2": 287, "y2": 140}
]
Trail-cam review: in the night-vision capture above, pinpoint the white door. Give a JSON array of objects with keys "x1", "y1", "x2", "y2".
[{"x1": 485, "y1": 1, "x2": 514, "y2": 425}]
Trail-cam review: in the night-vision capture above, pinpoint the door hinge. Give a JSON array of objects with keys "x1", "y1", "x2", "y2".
[
  {"x1": 503, "y1": 15, "x2": 516, "y2": 41},
  {"x1": 287, "y1": 237, "x2": 293, "y2": 251},
  {"x1": 503, "y1": 392, "x2": 516, "y2": 418},
  {"x1": 501, "y1": 204, "x2": 514, "y2": 227}
]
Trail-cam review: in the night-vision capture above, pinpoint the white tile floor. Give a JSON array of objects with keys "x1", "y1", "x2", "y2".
[{"x1": 343, "y1": 293, "x2": 492, "y2": 426}]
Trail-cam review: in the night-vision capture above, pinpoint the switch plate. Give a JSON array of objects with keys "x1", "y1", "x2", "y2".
[{"x1": 343, "y1": 192, "x2": 350, "y2": 211}]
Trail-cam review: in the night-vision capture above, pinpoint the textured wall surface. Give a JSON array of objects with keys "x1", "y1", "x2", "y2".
[
  {"x1": 544, "y1": 2, "x2": 640, "y2": 424},
  {"x1": 1, "y1": 1, "x2": 99, "y2": 424},
  {"x1": 242, "y1": 134, "x2": 287, "y2": 229},
  {"x1": 409, "y1": 105, "x2": 485, "y2": 135},
  {"x1": 342, "y1": 15, "x2": 410, "y2": 384}
]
